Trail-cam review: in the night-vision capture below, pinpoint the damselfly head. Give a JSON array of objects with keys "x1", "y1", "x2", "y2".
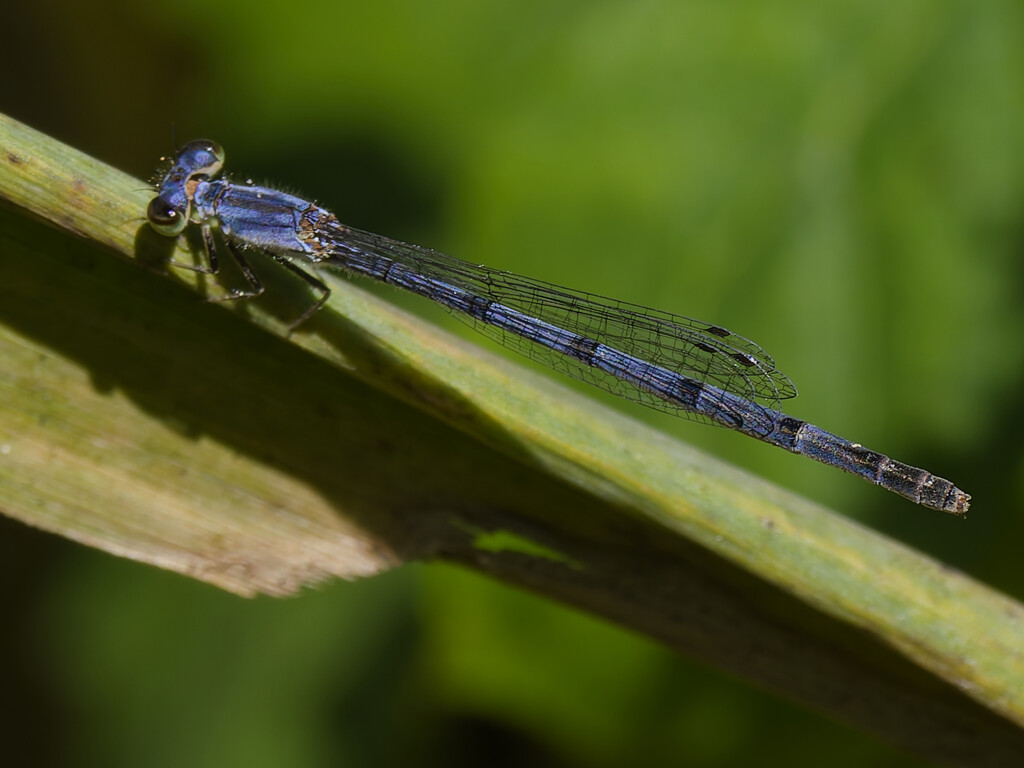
[{"x1": 147, "y1": 140, "x2": 226, "y2": 235}]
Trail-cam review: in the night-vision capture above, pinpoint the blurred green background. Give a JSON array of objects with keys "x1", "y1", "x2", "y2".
[{"x1": 2, "y1": 0, "x2": 1023, "y2": 765}]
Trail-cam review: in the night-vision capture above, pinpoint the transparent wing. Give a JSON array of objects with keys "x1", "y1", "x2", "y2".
[{"x1": 321, "y1": 225, "x2": 796, "y2": 430}]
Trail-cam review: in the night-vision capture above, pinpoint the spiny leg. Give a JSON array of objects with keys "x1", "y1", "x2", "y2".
[
  {"x1": 168, "y1": 224, "x2": 224, "y2": 276},
  {"x1": 170, "y1": 227, "x2": 328, "y2": 333},
  {"x1": 167, "y1": 225, "x2": 264, "y2": 303},
  {"x1": 212, "y1": 232, "x2": 265, "y2": 302},
  {"x1": 269, "y1": 254, "x2": 331, "y2": 334}
]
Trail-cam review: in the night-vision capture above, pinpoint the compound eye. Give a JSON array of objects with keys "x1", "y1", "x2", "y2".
[
  {"x1": 147, "y1": 197, "x2": 189, "y2": 236},
  {"x1": 180, "y1": 139, "x2": 225, "y2": 177}
]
